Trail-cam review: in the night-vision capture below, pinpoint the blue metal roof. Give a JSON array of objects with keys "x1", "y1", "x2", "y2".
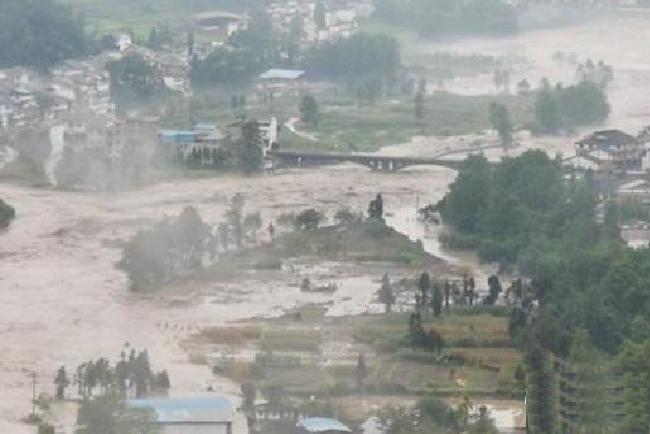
[
  {"x1": 298, "y1": 417, "x2": 352, "y2": 432},
  {"x1": 260, "y1": 69, "x2": 305, "y2": 80},
  {"x1": 127, "y1": 397, "x2": 233, "y2": 423}
]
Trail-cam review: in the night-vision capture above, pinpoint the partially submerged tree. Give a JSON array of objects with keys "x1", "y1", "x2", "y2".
[
  {"x1": 0, "y1": 199, "x2": 15, "y2": 228},
  {"x1": 300, "y1": 94, "x2": 320, "y2": 128},
  {"x1": 379, "y1": 273, "x2": 395, "y2": 314},
  {"x1": 294, "y1": 209, "x2": 323, "y2": 230}
]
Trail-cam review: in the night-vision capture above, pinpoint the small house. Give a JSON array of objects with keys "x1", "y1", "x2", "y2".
[
  {"x1": 128, "y1": 397, "x2": 235, "y2": 434},
  {"x1": 297, "y1": 417, "x2": 352, "y2": 433},
  {"x1": 575, "y1": 129, "x2": 642, "y2": 171}
]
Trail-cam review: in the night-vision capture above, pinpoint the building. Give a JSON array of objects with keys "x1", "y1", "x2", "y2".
[
  {"x1": 128, "y1": 397, "x2": 235, "y2": 434},
  {"x1": 160, "y1": 123, "x2": 227, "y2": 166},
  {"x1": 193, "y1": 11, "x2": 248, "y2": 39},
  {"x1": 297, "y1": 417, "x2": 352, "y2": 433},
  {"x1": 575, "y1": 129, "x2": 642, "y2": 173}
]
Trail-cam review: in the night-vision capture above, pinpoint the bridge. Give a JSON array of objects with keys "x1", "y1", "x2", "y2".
[{"x1": 268, "y1": 149, "x2": 463, "y2": 171}]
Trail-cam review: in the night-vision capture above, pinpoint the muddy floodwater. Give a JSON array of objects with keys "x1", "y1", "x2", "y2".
[
  {"x1": 4, "y1": 12, "x2": 650, "y2": 433},
  {"x1": 0, "y1": 164, "x2": 460, "y2": 433}
]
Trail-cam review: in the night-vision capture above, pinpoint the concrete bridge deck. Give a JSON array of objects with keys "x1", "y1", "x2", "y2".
[{"x1": 268, "y1": 149, "x2": 463, "y2": 171}]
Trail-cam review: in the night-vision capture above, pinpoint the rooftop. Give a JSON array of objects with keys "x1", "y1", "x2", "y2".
[
  {"x1": 297, "y1": 417, "x2": 352, "y2": 433},
  {"x1": 127, "y1": 397, "x2": 234, "y2": 424},
  {"x1": 260, "y1": 69, "x2": 306, "y2": 80}
]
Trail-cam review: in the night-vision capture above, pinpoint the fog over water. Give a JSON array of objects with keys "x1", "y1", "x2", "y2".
[{"x1": 3, "y1": 11, "x2": 650, "y2": 433}]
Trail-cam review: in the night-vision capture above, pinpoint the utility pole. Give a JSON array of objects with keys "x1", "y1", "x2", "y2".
[{"x1": 30, "y1": 372, "x2": 37, "y2": 416}]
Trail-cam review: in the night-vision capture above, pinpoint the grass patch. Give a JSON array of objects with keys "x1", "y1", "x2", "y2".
[{"x1": 283, "y1": 92, "x2": 534, "y2": 153}]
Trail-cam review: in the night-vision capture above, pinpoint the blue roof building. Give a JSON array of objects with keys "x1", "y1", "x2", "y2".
[
  {"x1": 297, "y1": 417, "x2": 352, "y2": 433},
  {"x1": 128, "y1": 397, "x2": 234, "y2": 434}
]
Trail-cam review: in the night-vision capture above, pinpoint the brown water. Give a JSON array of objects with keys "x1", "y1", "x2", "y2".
[
  {"x1": 4, "y1": 13, "x2": 650, "y2": 433},
  {"x1": 0, "y1": 165, "x2": 459, "y2": 433}
]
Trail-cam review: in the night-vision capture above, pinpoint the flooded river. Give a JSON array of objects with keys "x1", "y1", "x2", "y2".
[
  {"x1": 0, "y1": 164, "x2": 460, "y2": 433},
  {"x1": 4, "y1": 12, "x2": 650, "y2": 433}
]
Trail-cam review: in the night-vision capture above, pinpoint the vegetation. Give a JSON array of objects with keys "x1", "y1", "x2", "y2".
[
  {"x1": 191, "y1": 12, "x2": 283, "y2": 87},
  {"x1": 56, "y1": 347, "x2": 170, "y2": 400},
  {"x1": 119, "y1": 206, "x2": 210, "y2": 290},
  {"x1": 300, "y1": 95, "x2": 320, "y2": 128},
  {"x1": 307, "y1": 32, "x2": 401, "y2": 79},
  {"x1": 75, "y1": 393, "x2": 160, "y2": 434},
  {"x1": 107, "y1": 53, "x2": 163, "y2": 103},
  {"x1": 0, "y1": 0, "x2": 87, "y2": 70},
  {"x1": 0, "y1": 199, "x2": 16, "y2": 228},
  {"x1": 534, "y1": 80, "x2": 610, "y2": 133},
  {"x1": 374, "y1": 0, "x2": 518, "y2": 38},
  {"x1": 435, "y1": 149, "x2": 650, "y2": 431}
]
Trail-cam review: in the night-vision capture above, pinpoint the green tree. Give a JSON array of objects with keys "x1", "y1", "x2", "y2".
[
  {"x1": 488, "y1": 103, "x2": 513, "y2": 147},
  {"x1": 379, "y1": 273, "x2": 395, "y2": 314},
  {"x1": 315, "y1": 0, "x2": 326, "y2": 29},
  {"x1": 534, "y1": 82, "x2": 561, "y2": 133},
  {"x1": 107, "y1": 53, "x2": 161, "y2": 102},
  {"x1": 309, "y1": 33, "x2": 401, "y2": 79},
  {"x1": 0, "y1": 0, "x2": 87, "y2": 71},
  {"x1": 525, "y1": 343, "x2": 556, "y2": 434},
  {"x1": 75, "y1": 393, "x2": 160, "y2": 434},
  {"x1": 294, "y1": 209, "x2": 323, "y2": 230},
  {"x1": 569, "y1": 329, "x2": 613, "y2": 434},
  {"x1": 617, "y1": 339, "x2": 650, "y2": 433},
  {"x1": 415, "y1": 91, "x2": 425, "y2": 120},
  {"x1": 0, "y1": 199, "x2": 16, "y2": 228},
  {"x1": 300, "y1": 95, "x2": 320, "y2": 128},
  {"x1": 238, "y1": 120, "x2": 264, "y2": 172}
]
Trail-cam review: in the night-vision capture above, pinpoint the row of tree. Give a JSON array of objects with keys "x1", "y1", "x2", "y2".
[
  {"x1": 55, "y1": 347, "x2": 169, "y2": 401},
  {"x1": 374, "y1": 0, "x2": 518, "y2": 38},
  {"x1": 534, "y1": 79, "x2": 610, "y2": 133}
]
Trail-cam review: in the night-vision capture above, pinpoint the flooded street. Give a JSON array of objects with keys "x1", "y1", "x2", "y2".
[{"x1": 3, "y1": 12, "x2": 650, "y2": 433}]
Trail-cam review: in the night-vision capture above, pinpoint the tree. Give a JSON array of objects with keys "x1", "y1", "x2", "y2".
[
  {"x1": 226, "y1": 194, "x2": 245, "y2": 248},
  {"x1": 368, "y1": 194, "x2": 384, "y2": 220},
  {"x1": 534, "y1": 84, "x2": 561, "y2": 133},
  {"x1": 488, "y1": 103, "x2": 513, "y2": 148},
  {"x1": 379, "y1": 273, "x2": 395, "y2": 314},
  {"x1": 315, "y1": 0, "x2": 326, "y2": 29},
  {"x1": 617, "y1": 339, "x2": 650, "y2": 433},
  {"x1": 294, "y1": 209, "x2": 323, "y2": 230},
  {"x1": 147, "y1": 27, "x2": 160, "y2": 49},
  {"x1": 308, "y1": 33, "x2": 401, "y2": 79},
  {"x1": 418, "y1": 273, "x2": 430, "y2": 311},
  {"x1": 238, "y1": 120, "x2": 264, "y2": 172},
  {"x1": 486, "y1": 275, "x2": 502, "y2": 305},
  {"x1": 75, "y1": 393, "x2": 160, "y2": 434},
  {"x1": 107, "y1": 53, "x2": 161, "y2": 102},
  {"x1": 300, "y1": 95, "x2": 320, "y2": 128},
  {"x1": 431, "y1": 281, "x2": 443, "y2": 317},
  {"x1": 0, "y1": 0, "x2": 87, "y2": 71},
  {"x1": 0, "y1": 199, "x2": 16, "y2": 228},
  {"x1": 119, "y1": 206, "x2": 210, "y2": 290},
  {"x1": 415, "y1": 91, "x2": 425, "y2": 120},
  {"x1": 355, "y1": 353, "x2": 368, "y2": 391},
  {"x1": 525, "y1": 343, "x2": 556, "y2": 434},
  {"x1": 54, "y1": 367, "x2": 69, "y2": 400}
]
